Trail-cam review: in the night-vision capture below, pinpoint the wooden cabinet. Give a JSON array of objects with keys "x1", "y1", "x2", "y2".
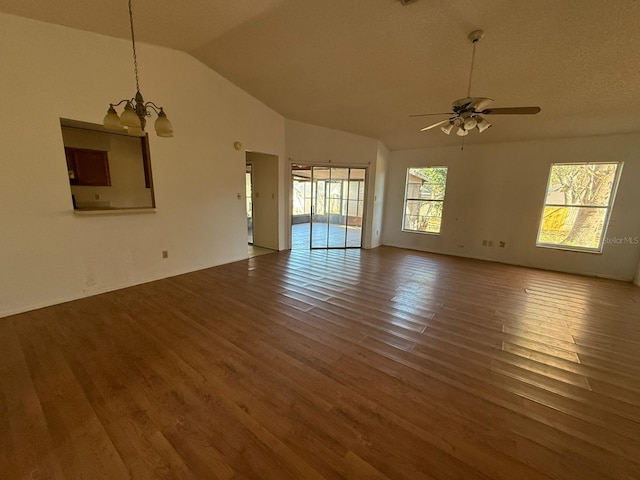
[{"x1": 65, "y1": 147, "x2": 111, "y2": 186}]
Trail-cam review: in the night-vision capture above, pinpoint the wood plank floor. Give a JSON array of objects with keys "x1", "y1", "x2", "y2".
[{"x1": 2, "y1": 246, "x2": 640, "y2": 479}]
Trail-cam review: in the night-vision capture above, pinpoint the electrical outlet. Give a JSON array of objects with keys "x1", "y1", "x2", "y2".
[
  {"x1": 488, "y1": 240, "x2": 494, "y2": 247},
  {"x1": 499, "y1": 241, "x2": 506, "y2": 248},
  {"x1": 162, "y1": 250, "x2": 168, "y2": 259}
]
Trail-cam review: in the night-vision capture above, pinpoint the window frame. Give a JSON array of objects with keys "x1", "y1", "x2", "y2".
[
  {"x1": 536, "y1": 161, "x2": 623, "y2": 254},
  {"x1": 402, "y1": 166, "x2": 448, "y2": 235}
]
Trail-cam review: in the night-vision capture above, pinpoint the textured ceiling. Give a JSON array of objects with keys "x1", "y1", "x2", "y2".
[{"x1": 1, "y1": 0, "x2": 639, "y2": 150}]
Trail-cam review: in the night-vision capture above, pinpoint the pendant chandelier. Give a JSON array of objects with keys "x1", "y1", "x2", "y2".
[{"x1": 103, "y1": 0, "x2": 174, "y2": 137}]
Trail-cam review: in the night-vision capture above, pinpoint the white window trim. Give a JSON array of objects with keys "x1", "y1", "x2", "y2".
[
  {"x1": 536, "y1": 161, "x2": 623, "y2": 254},
  {"x1": 402, "y1": 166, "x2": 448, "y2": 235}
]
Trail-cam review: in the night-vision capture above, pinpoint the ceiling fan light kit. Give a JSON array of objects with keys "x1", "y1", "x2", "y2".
[
  {"x1": 441, "y1": 121, "x2": 456, "y2": 135},
  {"x1": 476, "y1": 116, "x2": 492, "y2": 133},
  {"x1": 463, "y1": 115, "x2": 478, "y2": 130},
  {"x1": 412, "y1": 29, "x2": 540, "y2": 138}
]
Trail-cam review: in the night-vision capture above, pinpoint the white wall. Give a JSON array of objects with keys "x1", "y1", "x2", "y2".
[
  {"x1": 382, "y1": 134, "x2": 640, "y2": 281},
  {"x1": 0, "y1": 13, "x2": 285, "y2": 318},
  {"x1": 284, "y1": 119, "x2": 384, "y2": 249},
  {"x1": 370, "y1": 141, "x2": 389, "y2": 248}
]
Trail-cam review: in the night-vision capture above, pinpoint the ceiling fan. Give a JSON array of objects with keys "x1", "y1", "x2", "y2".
[{"x1": 411, "y1": 30, "x2": 541, "y2": 137}]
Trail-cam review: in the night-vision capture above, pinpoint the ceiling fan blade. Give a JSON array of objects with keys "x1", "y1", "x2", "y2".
[
  {"x1": 481, "y1": 106, "x2": 541, "y2": 115},
  {"x1": 468, "y1": 97, "x2": 493, "y2": 111},
  {"x1": 409, "y1": 112, "x2": 454, "y2": 118},
  {"x1": 420, "y1": 119, "x2": 451, "y2": 132},
  {"x1": 452, "y1": 98, "x2": 473, "y2": 112},
  {"x1": 452, "y1": 97, "x2": 493, "y2": 110}
]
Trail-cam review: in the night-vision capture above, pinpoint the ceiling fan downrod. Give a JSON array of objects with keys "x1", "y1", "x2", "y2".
[{"x1": 466, "y1": 30, "x2": 484, "y2": 98}]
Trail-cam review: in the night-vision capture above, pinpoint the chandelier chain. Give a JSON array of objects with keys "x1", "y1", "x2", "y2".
[
  {"x1": 128, "y1": 0, "x2": 140, "y2": 93},
  {"x1": 103, "y1": 0, "x2": 173, "y2": 137}
]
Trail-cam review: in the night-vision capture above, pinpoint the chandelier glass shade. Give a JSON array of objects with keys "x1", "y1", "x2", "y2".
[{"x1": 103, "y1": 0, "x2": 173, "y2": 137}]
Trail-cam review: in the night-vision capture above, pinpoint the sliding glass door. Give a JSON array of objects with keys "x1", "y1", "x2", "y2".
[{"x1": 294, "y1": 166, "x2": 364, "y2": 249}]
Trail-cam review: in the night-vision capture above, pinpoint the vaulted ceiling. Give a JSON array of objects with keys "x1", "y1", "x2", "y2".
[{"x1": 1, "y1": 0, "x2": 639, "y2": 150}]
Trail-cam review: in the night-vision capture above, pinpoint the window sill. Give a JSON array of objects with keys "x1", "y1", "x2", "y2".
[
  {"x1": 73, "y1": 207, "x2": 157, "y2": 216},
  {"x1": 402, "y1": 229, "x2": 441, "y2": 236},
  {"x1": 535, "y1": 243, "x2": 603, "y2": 254}
]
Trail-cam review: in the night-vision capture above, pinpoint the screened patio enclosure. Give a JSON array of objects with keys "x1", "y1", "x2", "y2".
[{"x1": 292, "y1": 166, "x2": 366, "y2": 249}]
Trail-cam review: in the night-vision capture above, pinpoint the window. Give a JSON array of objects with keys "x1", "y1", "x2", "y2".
[
  {"x1": 537, "y1": 162, "x2": 622, "y2": 252},
  {"x1": 403, "y1": 167, "x2": 448, "y2": 234},
  {"x1": 292, "y1": 179, "x2": 312, "y2": 216}
]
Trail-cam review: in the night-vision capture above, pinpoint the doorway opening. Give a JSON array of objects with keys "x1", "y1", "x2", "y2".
[
  {"x1": 246, "y1": 163, "x2": 253, "y2": 244},
  {"x1": 291, "y1": 166, "x2": 366, "y2": 249},
  {"x1": 246, "y1": 151, "x2": 279, "y2": 257}
]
